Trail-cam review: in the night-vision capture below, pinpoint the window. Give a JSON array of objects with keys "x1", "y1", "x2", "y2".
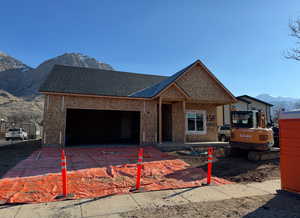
[
  {"x1": 186, "y1": 110, "x2": 206, "y2": 134},
  {"x1": 220, "y1": 125, "x2": 231, "y2": 130},
  {"x1": 231, "y1": 111, "x2": 254, "y2": 128}
]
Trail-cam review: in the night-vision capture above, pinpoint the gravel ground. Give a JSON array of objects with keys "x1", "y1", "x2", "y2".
[{"x1": 121, "y1": 194, "x2": 300, "y2": 218}]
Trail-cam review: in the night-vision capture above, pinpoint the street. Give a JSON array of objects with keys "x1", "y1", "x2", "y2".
[{"x1": 0, "y1": 139, "x2": 23, "y2": 147}]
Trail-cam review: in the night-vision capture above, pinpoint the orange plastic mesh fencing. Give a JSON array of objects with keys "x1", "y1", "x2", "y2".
[{"x1": 0, "y1": 146, "x2": 232, "y2": 204}]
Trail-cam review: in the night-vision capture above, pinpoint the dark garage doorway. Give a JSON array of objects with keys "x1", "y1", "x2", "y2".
[{"x1": 65, "y1": 109, "x2": 140, "y2": 146}]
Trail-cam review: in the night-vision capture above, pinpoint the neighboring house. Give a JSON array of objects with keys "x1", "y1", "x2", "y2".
[
  {"x1": 39, "y1": 60, "x2": 236, "y2": 147},
  {"x1": 217, "y1": 95, "x2": 273, "y2": 127}
]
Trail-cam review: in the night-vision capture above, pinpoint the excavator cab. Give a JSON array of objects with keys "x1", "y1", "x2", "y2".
[
  {"x1": 231, "y1": 110, "x2": 266, "y2": 129},
  {"x1": 230, "y1": 110, "x2": 274, "y2": 151}
]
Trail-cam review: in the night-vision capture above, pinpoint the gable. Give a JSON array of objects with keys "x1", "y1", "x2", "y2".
[
  {"x1": 176, "y1": 63, "x2": 235, "y2": 103},
  {"x1": 159, "y1": 84, "x2": 188, "y2": 100}
]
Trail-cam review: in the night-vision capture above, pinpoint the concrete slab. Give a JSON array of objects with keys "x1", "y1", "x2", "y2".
[
  {"x1": 130, "y1": 189, "x2": 189, "y2": 208},
  {"x1": 172, "y1": 186, "x2": 231, "y2": 202},
  {"x1": 15, "y1": 203, "x2": 52, "y2": 218},
  {"x1": 212, "y1": 183, "x2": 269, "y2": 198},
  {"x1": 81, "y1": 194, "x2": 139, "y2": 217},
  {"x1": 246, "y1": 179, "x2": 281, "y2": 194},
  {"x1": 15, "y1": 200, "x2": 82, "y2": 218},
  {"x1": 0, "y1": 205, "x2": 22, "y2": 218}
]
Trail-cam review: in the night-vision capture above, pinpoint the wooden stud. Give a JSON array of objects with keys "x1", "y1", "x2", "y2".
[
  {"x1": 159, "y1": 97, "x2": 162, "y2": 144},
  {"x1": 182, "y1": 101, "x2": 186, "y2": 143}
]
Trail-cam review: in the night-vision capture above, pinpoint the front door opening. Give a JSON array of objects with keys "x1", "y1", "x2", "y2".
[{"x1": 162, "y1": 104, "x2": 172, "y2": 141}]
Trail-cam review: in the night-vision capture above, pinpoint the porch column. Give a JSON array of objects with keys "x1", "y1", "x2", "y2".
[
  {"x1": 182, "y1": 101, "x2": 186, "y2": 143},
  {"x1": 158, "y1": 97, "x2": 162, "y2": 144},
  {"x1": 229, "y1": 103, "x2": 232, "y2": 125}
]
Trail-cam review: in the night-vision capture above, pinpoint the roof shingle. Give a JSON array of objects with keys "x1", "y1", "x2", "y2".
[{"x1": 39, "y1": 65, "x2": 167, "y2": 97}]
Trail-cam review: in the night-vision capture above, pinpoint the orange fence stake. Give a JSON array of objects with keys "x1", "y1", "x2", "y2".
[
  {"x1": 61, "y1": 149, "x2": 68, "y2": 197},
  {"x1": 207, "y1": 147, "x2": 213, "y2": 185},
  {"x1": 136, "y1": 148, "x2": 144, "y2": 190}
]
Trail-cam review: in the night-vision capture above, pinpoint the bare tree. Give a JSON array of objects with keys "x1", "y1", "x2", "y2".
[
  {"x1": 272, "y1": 107, "x2": 285, "y2": 125},
  {"x1": 286, "y1": 19, "x2": 300, "y2": 61}
]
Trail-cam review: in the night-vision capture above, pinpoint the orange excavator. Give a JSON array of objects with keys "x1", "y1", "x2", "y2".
[{"x1": 230, "y1": 110, "x2": 279, "y2": 161}]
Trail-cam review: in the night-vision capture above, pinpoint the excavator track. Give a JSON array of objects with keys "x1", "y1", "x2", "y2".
[{"x1": 247, "y1": 147, "x2": 280, "y2": 162}]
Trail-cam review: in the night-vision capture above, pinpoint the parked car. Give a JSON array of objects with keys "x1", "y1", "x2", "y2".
[
  {"x1": 5, "y1": 128, "x2": 28, "y2": 141},
  {"x1": 218, "y1": 125, "x2": 231, "y2": 142}
]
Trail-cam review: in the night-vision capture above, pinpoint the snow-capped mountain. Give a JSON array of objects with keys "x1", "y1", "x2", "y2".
[{"x1": 256, "y1": 94, "x2": 300, "y2": 113}]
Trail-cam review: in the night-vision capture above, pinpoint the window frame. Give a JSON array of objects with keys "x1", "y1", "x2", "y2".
[{"x1": 185, "y1": 110, "x2": 207, "y2": 135}]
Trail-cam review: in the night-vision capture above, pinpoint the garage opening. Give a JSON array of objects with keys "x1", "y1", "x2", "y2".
[{"x1": 65, "y1": 109, "x2": 140, "y2": 146}]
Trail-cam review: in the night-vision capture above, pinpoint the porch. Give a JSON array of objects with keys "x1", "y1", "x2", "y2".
[{"x1": 156, "y1": 141, "x2": 230, "y2": 152}]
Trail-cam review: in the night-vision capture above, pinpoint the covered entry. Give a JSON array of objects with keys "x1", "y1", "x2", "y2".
[{"x1": 65, "y1": 109, "x2": 140, "y2": 146}]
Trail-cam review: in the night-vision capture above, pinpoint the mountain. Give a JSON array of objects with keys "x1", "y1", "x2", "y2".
[
  {"x1": 256, "y1": 94, "x2": 300, "y2": 114},
  {"x1": 0, "y1": 52, "x2": 114, "y2": 97},
  {"x1": 0, "y1": 52, "x2": 31, "y2": 72},
  {"x1": 0, "y1": 89, "x2": 43, "y2": 123},
  {"x1": 0, "y1": 53, "x2": 33, "y2": 98},
  {"x1": 0, "y1": 52, "x2": 114, "y2": 126}
]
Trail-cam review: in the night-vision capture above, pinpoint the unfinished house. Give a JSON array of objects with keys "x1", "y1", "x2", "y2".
[{"x1": 40, "y1": 60, "x2": 236, "y2": 147}]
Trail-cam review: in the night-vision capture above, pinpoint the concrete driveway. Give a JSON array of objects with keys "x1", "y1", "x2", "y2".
[{"x1": 0, "y1": 145, "x2": 232, "y2": 204}]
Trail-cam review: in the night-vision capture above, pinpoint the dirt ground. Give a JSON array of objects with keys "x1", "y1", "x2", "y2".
[
  {"x1": 121, "y1": 193, "x2": 300, "y2": 218},
  {"x1": 168, "y1": 148, "x2": 280, "y2": 183}
]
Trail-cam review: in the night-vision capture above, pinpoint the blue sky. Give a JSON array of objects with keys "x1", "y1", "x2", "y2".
[{"x1": 1, "y1": 0, "x2": 300, "y2": 98}]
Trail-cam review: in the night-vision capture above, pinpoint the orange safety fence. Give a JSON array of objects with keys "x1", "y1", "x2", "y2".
[{"x1": 0, "y1": 146, "x2": 232, "y2": 204}]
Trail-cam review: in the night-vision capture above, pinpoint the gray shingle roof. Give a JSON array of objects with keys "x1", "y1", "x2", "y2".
[
  {"x1": 237, "y1": 95, "x2": 273, "y2": 106},
  {"x1": 129, "y1": 61, "x2": 196, "y2": 98},
  {"x1": 39, "y1": 65, "x2": 168, "y2": 97}
]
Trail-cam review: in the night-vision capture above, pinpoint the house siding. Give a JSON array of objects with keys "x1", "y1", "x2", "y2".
[
  {"x1": 43, "y1": 94, "x2": 158, "y2": 146},
  {"x1": 172, "y1": 101, "x2": 185, "y2": 142},
  {"x1": 160, "y1": 85, "x2": 186, "y2": 100},
  {"x1": 185, "y1": 103, "x2": 218, "y2": 142},
  {"x1": 176, "y1": 65, "x2": 233, "y2": 103}
]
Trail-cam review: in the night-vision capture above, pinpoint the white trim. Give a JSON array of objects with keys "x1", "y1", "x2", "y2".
[{"x1": 185, "y1": 110, "x2": 207, "y2": 135}]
